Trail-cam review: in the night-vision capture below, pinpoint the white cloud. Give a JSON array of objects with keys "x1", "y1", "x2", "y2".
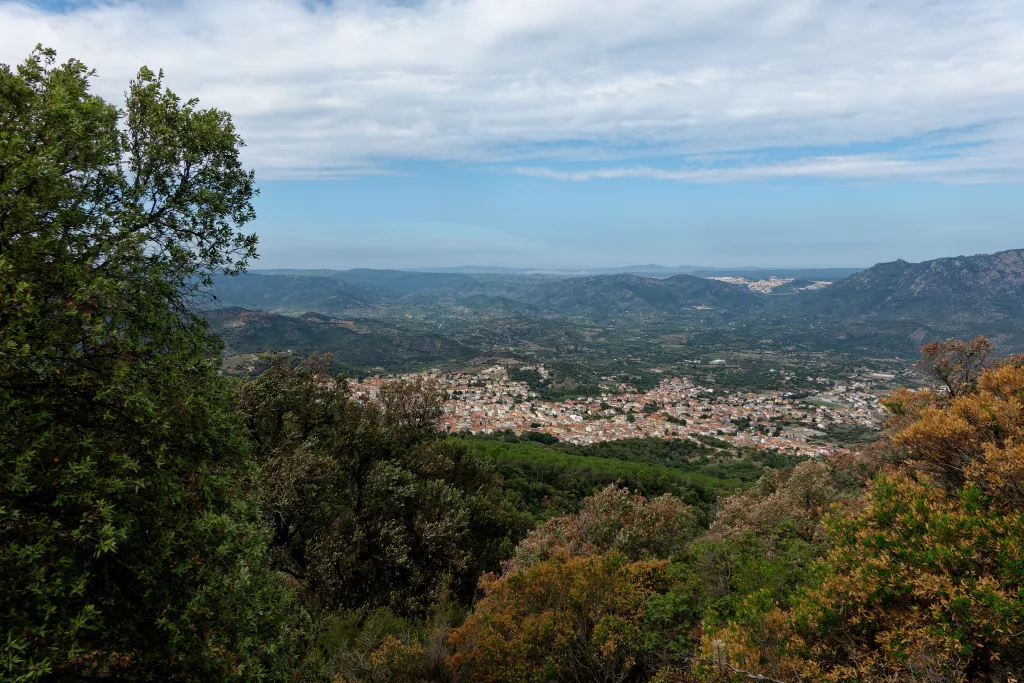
[
  {"x1": 2, "y1": 0, "x2": 1023, "y2": 180},
  {"x1": 515, "y1": 142, "x2": 1024, "y2": 183}
]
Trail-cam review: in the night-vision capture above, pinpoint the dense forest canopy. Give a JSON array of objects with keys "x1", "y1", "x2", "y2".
[{"x1": 2, "y1": 48, "x2": 1022, "y2": 683}]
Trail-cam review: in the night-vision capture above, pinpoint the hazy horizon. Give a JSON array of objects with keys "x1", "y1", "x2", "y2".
[
  {"x1": 249, "y1": 262, "x2": 867, "y2": 272},
  {"x1": 246, "y1": 244, "x2": 1024, "y2": 274}
]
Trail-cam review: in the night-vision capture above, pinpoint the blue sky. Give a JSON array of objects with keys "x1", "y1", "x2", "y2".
[
  {"x1": 253, "y1": 171, "x2": 1024, "y2": 269},
  {"x1": 3, "y1": 0, "x2": 1023, "y2": 269}
]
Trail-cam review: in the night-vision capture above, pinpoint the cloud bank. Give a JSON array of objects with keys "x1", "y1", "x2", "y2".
[{"x1": 2, "y1": 0, "x2": 1023, "y2": 181}]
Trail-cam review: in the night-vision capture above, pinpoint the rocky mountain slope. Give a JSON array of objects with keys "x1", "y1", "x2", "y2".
[{"x1": 794, "y1": 249, "x2": 1024, "y2": 349}]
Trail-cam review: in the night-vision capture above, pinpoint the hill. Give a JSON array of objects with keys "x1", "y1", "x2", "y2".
[
  {"x1": 209, "y1": 273, "x2": 380, "y2": 314},
  {"x1": 206, "y1": 307, "x2": 477, "y2": 370},
  {"x1": 793, "y1": 248, "x2": 1024, "y2": 351}
]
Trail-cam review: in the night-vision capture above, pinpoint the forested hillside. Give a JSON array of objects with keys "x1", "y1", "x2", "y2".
[
  {"x1": 3, "y1": 49, "x2": 1023, "y2": 683},
  {"x1": 206, "y1": 307, "x2": 476, "y2": 370},
  {"x1": 211, "y1": 273, "x2": 381, "y2": 313}
]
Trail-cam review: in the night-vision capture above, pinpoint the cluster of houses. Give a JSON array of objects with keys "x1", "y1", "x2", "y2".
[{"x1": 348, "y1": 364, "x2": 890, "y2": 456}]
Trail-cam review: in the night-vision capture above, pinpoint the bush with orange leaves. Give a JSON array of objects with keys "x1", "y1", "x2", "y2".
[
  {"x1": 883, "y1": 360, "x2": 1024, "y2": 504},
  {"x1": 693, "y1": 357, "x2": 1024, "y2": 683},
  {"x1": 505, "y1": 484, "x2": 699, "y2": 573},
  {"x1": 695, "y1": 475, "x2": 1024, "y2": 682},
  {"x1": 447, "y1": 552, "x2": 672, "y2": 683}
]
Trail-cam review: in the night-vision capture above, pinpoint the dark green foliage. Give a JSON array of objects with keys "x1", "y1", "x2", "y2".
[
  {"x1": 521, "y1": 430, "x2": 559, "y2": 445},
  {"x1": 238, "y1": 355, "x2": 530, "y2": 617},
  {"x1": 645, "y1": 526, "x2": 821, "y2": 660},
  {"x1": 749, "y1": 448, "x2": 804, "y2": 470},
  {"x1": 463, "y1": 437, "x2": 775, "y2": 524},
  {"x1": 507, "y1": 365, "x2": 604, "y2": 401},
  {"x1": 462, "y1": 435, "x2": 804, "y2": 525},
  {"x1": 206, "y1": 307, "x2": 476, "y2": 371},
  {"x1": 731, "y1": 416, "x2": 752, "y2": 431},
  {"x1": 699, "y1": 459, "x2": 767, "y2": 482},
  {"x1": 307, "y1": 599, "x2": 465, "y2": 683},
  {"x1": 693, "y1": 434, "x2": 735, "y2": 449},
  {"x1": 489, "y1": 461, "x2": 605, "y2": 521},
  {"x1": 0, "y1": 49, "x2": 298, "y2": 680},
  {"x1": 663, "y1": 526, "x2": 820, "y2": 630},
  {"x1": 578, "y1": 437, "x2": 706, "y2": 465},
  {"x1": 506, "y1": 366, "x2": 543, "y2": 386}
]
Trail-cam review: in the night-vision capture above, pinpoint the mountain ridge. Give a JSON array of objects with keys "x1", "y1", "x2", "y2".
[{"x1": 211, "y1": 248, "x2": 1024, "y2": 356}]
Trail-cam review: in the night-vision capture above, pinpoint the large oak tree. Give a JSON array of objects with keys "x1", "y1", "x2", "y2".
[{"x1": 1, "y1": 48, "x2": 299, "y2": 681}]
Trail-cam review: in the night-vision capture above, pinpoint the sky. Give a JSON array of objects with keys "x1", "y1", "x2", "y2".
[{"x1": 2, "y1": 0, "x2": 1023, "y2": 269}]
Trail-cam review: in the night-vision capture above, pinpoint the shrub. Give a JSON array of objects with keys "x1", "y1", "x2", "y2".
[
  {"x1": 883, "y1": 361, "x2": 1024, "y2": 504},
  {"x1": 448, "y1": 552, "x2": 671, "y2": 683},
  {"x1": 698, "y1": 475, "x2": 1024, "y2": 682},
  {"x1": 507, "y1": 484, "x2": 699, "y2": 573}
]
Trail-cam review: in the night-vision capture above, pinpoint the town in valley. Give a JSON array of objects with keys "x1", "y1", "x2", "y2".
[{"x1": 350, "y1": 363, "x2": 892, "y2": 456}]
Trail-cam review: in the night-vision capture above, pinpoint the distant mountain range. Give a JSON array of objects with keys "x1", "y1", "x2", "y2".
[
  {"x1": 520, "y1": 273, "x2": 770, "y2": 322},
  {"x1": 254, "y1": 264, "x2": 864, "y2": 280},
  {"x1": 211, "y1": 249, "x2": 1024, "y2": 360}
]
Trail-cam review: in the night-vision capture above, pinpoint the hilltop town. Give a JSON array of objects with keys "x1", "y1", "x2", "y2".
[
  {"x1": 349, "y1": 364, "x2": 889, "y2": 456},
  {"x1": 707, "y1": 275, "x2": 833, "y2": 293}
]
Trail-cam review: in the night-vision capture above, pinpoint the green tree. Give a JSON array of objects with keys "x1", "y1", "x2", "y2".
[
  {"x1": 237, "y1": 354, "x2": 529, "y2": 618},
  {"x1": 1, "y1": 49, "x2": 298, "y2": 681}
]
